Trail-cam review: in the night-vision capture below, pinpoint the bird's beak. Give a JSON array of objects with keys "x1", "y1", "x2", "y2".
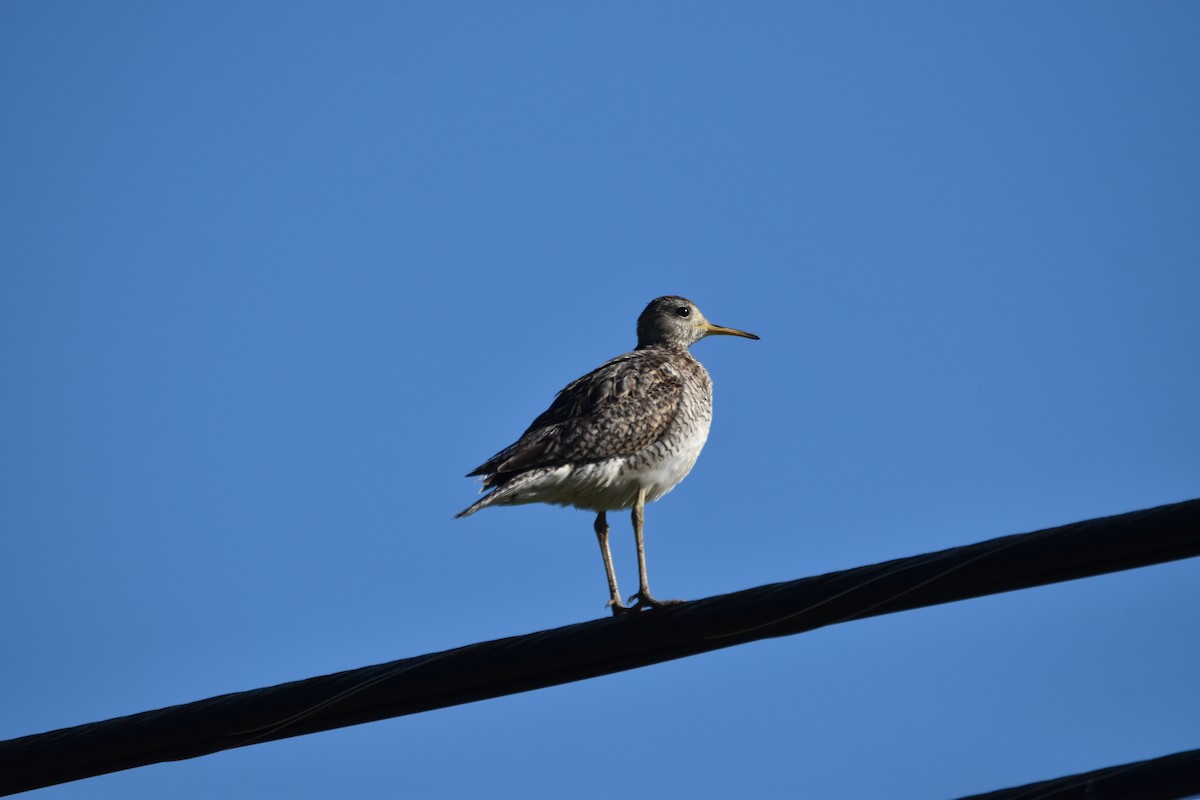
[{"x1": 701, "y1": 323, "x2": 760, "y2": 340}]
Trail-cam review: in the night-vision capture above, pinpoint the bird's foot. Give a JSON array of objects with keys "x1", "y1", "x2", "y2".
[
  {"x1": 621, "y1": 591, "x2": 684, "y2": 612},
  {"x1": 606, "y1": 598, "x2": 631, "y2": 616}
]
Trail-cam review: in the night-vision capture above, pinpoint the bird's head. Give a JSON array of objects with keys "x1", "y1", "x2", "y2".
[{"x1": 635, "y1": 296, "x2": 759, "y2": 349}]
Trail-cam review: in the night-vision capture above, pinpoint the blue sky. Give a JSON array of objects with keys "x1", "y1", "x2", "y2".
[{"x1": 2, "y1": 2, "x2": 1198, "y2": 798}]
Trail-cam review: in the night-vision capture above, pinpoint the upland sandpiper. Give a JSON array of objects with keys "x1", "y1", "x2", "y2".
[{"x1": 456, "y1": 296, "x2": 758, "y2": 613}]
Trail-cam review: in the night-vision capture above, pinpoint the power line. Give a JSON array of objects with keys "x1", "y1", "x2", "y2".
[
  {"x1": 1, "y1": 498, "x2": 1197, "y2": 796},
  {"x1": 956, "y1": 746, "x2": 1200, "y2": 800}
]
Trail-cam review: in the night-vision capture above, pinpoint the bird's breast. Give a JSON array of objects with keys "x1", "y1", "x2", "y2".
[
  {"x1": 628, "y1": 418, "x2": 711, "y2": 503},
  {"x1": 620, "y1": 367, "x2": 713, "y2": 503}
]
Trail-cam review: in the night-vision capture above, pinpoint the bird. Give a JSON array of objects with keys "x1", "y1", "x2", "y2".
[{"x1": 455, "y1": 296, "x2": 759, "y2": 614}]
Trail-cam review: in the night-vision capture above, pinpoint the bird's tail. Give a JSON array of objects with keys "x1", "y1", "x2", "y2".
[
  {"x1": 454, "y1": 493, "x2": 494, "y2": 519},
  {"x1": 454, "y1": 469, "x2": 548, "y2": 519},
  {"x1": 454, "y1": 475, "x2": 515, "y2": 518}
]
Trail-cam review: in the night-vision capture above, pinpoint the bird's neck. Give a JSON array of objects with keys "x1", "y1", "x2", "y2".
[{"x1": 634, "y1": 340, "x2": 691, "y2": 354}]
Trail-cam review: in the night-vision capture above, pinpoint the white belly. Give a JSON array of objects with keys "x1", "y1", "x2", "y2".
[
  {"x1": 629, "y1": 423, "x2": 709, "y2": 504},
  {"x1": 498, "y1": 419, "x2": 711, "y2": 512}
]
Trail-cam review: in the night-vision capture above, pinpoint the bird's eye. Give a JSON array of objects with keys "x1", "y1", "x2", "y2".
[{"x1": 675, "y1": 306, "x2": 691, "y2": 317}]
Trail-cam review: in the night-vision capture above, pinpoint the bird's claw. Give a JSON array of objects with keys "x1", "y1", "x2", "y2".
[
  {"x1": 606, "y1": 598, "x2": 631, "y2": 616},
  {"x1": 613, "y1": 592, "x2": 684, "y2": 613}
]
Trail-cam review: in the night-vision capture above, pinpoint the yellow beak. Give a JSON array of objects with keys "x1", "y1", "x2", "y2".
[{"x1": 702, "y1": 323, "x2": 760, "y2": 340}]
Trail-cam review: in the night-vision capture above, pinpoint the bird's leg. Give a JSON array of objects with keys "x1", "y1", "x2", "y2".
[
  {"x1": 627, "y1": 488, "x2": 683, "y2": 611},
  {"x1": 594, "y1": 512, "x2": 628, "y2": 615}
]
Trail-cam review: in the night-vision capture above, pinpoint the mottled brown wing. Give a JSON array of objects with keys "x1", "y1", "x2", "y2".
[{"x1": 467, "y1": 350, "x2": 685, "y2": 479}]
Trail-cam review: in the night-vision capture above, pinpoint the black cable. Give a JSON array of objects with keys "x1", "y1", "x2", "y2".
[
  {"x1": 956, "y1": 746, "x2": 1200, "y2": 800},
  {"x1": 1, "y1": 498, "x2": 1197, "y2": 796}
]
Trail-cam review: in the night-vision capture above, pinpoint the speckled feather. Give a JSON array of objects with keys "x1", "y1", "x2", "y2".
[
  {"x1": 469, "y1": 346, "x2": 706, "y2": 482},
  {"x1": 456, "y1": 296, "x2": 756, "y2": 519},
  {"x1": 455, "y1": 296, "x2": 757, "y2": 611}
]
